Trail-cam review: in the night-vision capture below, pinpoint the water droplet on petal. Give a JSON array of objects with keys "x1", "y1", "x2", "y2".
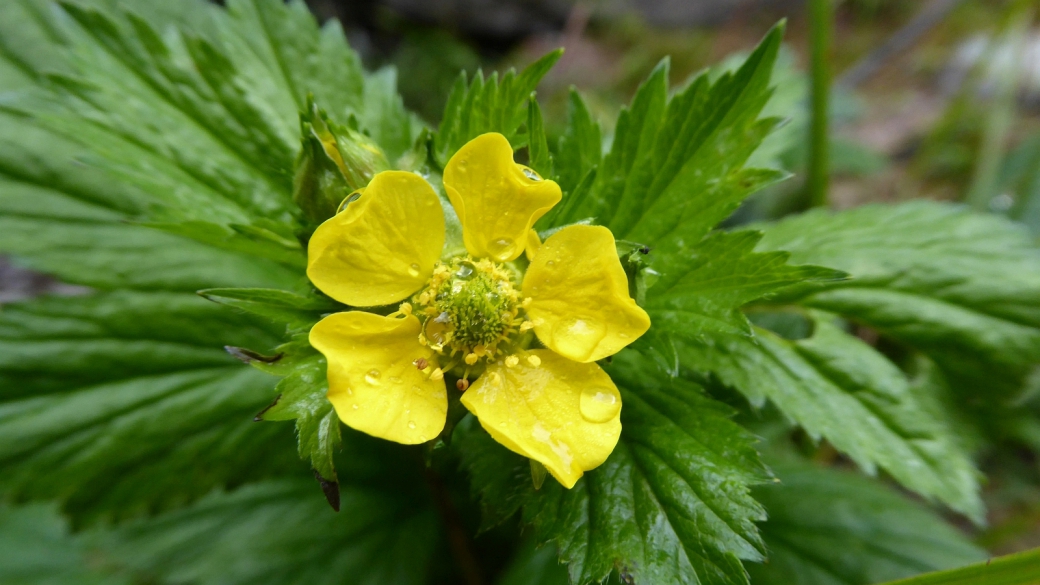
[
  {"x1": 488, "y1": 238, "x2": 516, "y2": 260},
  {"x1": 551, "y1": 317, "x2": 606, "y2": 361},
  {"x1": 522, "y1": 168, "x2": 541, "y2": 181},
  {"x1": 351, "y1": 404, "x2": 359, "y2": 410},
  {"x1": 407, "y1": 263, "x2": 421, "y2": 278},
  {"x1": 408, "y1": 421, "x2": 417, "y2": 429},
  {"x1": 364, "y1": 369, "x2": 381, "y2": 385},
  {"x1": 579, "y1": 387, "x2": 621, "y2": 423},
  {"x1": 337, "y1": 191, "x2": 362, "y2": 213}
]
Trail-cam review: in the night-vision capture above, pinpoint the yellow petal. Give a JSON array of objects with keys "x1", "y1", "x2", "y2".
[
  {"x1": 461, "y1": 350, "x2": 621, "y2": 488},
  {"x1": 310, "y1": 311, "x2": 447, "y2": 444},
  {"x1": 307, "y1": 171, "x2": 444, "y2": 307},
  {"x1": 522, "y1": 225, "x2": 650, "y2": 362},
  {"x1": 525, "y1": 228, "x2": 542, "y2": 262},
  {"x1": 442, "y1": 133, "x2": 562, "y2": 262}
]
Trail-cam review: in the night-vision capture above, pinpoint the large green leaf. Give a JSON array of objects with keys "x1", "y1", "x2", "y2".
[
  {"x1": 749, "y1": 460, "x2": 985, "y2": 585},
  {"x1": 0, "y1": 291, "x2": 302, "y2": 521},
  {"x1": 678, "y1": 314, "x2": 982, "y2": 521},
  {"x1": 755, "y1": 201, "x2": 1040, "y2": 403},
  {"x1": 0, "y1": 503, "x2": 130, "y2": 585},
  {"x1": 92, "y1": 478, "x2": 440, "y2": 585},
  {"x1": 460, "y1": 352, "x2": 770, "y2": 585}
]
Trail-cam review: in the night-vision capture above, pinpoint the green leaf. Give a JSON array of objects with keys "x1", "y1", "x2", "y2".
[
  {"x1": 0, "y1": 503, "x2": 131, "y2": 585},
  {"x1": 92, "y1": 478, "x2": 439, "y2": 585},
  {"x1": 527, "y1": 98, "x2": 553, "y2": 179},
  {"x1": 260, "y1": 353, "x2": 342, "y2": 487},
  {"x1": 755, "y1": 201, "x2": 1040, "y2": 402},
  {"x1": 459, "y1": 352, "x2": 770, "y2": 585},
  {"x1": 361, "y1": 66, "x2": 425, "y2": 164},
  {"x1": 749, "y1": 459, "x2": 986, "y2": 585},
  {"x1": 678, "y1": 315, "x2": 983, "y2": 521},
  {"x1": 553, "y1": 89, "x2": 602, "y2": 197},
  {"x1": 434, "y1": 50, "x2": 562, "y2": 166},
  {"x1": 643, "y1": 230, "x2": 844, "y2": 339},
  {"x1": 198, "y1": 287, "x2": 340, "y2": 331},
  {"x1": 496, "y1": 539, "x2": 569, "y2": 585},
  {"x1": 876, "y1": 548, "x2": 1040, "y2": 585},
  {"x1": 0, "y1": 292, "x2": 301, "y2": 521}
]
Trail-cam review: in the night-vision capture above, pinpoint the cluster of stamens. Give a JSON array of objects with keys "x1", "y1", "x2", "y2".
[{"x1": 402, "y1": 256, "x2": 539, "y2": 390}]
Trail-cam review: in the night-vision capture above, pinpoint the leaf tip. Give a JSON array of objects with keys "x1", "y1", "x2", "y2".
[{"x1": 314, "y1": 470, "x2": 341, "y2": 512}]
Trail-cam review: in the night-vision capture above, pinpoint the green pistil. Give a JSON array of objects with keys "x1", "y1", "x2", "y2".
[{"x1": 435, "y1": 264, "x2": 515, "y2": 348}]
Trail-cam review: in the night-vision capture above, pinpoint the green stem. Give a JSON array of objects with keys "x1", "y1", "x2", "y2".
[
  {"x1": 965, "y1": 2, "x2": 1033, "y2": 211},
  {"x1": 876, "y1": 547, "x2": 1040, "y2": 585},
  {"x1": 807, "y1": 0, "x2": 833, "y2": 208}
]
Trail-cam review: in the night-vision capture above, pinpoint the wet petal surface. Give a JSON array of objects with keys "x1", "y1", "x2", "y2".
[
  {"x1": 307, "y1": 171, "x2": 444, "y2": 307},
  {"x1": 523, "y1": 225, "x2": 650, "y2": 362},
  {"x1": 442, "y1": 133, "x2": 561, "y2": 262},
  {"x1": 461, "y1": 350, "x2": 622, "y2": 488},
  {"x1": 310, "y1": 311, "x2": 447, "y2": 444}
]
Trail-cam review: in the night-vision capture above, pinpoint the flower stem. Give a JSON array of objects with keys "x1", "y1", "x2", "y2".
[{"x1": 424, "y1": 468, "x2": 485, "y2": 585}]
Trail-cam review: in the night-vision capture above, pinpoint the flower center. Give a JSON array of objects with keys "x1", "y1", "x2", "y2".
[{"x1": 412, "y1": 257, "x2": 526, "y2": 367}]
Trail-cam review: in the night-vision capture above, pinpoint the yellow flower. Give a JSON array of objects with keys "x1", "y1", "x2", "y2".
[{"x1": 306, "y1": 133, "x2": 651, "y2": 488}]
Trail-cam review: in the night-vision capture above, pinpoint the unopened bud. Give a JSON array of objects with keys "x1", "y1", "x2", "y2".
[{"x1": 292, "y1": 97, "x2": 389, "y2": 224}]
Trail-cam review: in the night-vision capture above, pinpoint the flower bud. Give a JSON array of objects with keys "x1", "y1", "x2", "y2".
[{"x1": 293, "y1": 99, "x2": 389, "y2": 224}]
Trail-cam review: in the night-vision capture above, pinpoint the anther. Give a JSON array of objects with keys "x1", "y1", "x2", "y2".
[
  {"x1": 464, "y1": 353, "x2": 479, "y2": 365},
  {"x1": 430, "y1": 368, "x2": 444, "y2": 381},
  {"x1": 505, "y1": 355, "x2": 519, "y2": 368},
  {"x1": 526, "y1": 355, "x2": 541, "y2": 367},
  {"x1": 522, "y1": 297, "x2": 533, "y2": 309},
  {"x1": 456, "y1": 379, "x2": 470, "y2": 391},
  {"x1": 413, "y1": 357, "x2": 428, "y2": 370},
  {"x1": 520, "y1": 320, "x2": 535, "y2": 332}
]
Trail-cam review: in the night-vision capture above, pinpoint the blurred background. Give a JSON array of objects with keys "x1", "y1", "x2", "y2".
[{"x1": 3, "y1": 0, "x2": 1040, "y2": 555}]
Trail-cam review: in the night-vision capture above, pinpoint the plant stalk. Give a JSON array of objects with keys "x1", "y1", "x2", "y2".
[{"x1": 807, "y1": 0, "x2": 833, "y2": 208}]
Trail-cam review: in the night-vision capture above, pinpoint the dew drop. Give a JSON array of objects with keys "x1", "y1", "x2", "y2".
[
  {"x1": 551, "y1": 317, "x2": 606, "y2": 361},
  {"x1": 337, "y1": 191, "x2": 362, "y2": 213},
  {"x1": 364, "y1": 369, "x2": 381, "y2": 385},
  {"x1": 522, "y1": 168, "x2": 541, "y2": 181},
  {"x1": 488, "y1": 238, "x2": 516, "y2": 260},
  {"x1": 455, "y1": 263, "x2": 474, "y2": 279},
  {"x1": 618, "y1": 332, "x2": 630, "y2": 339},
  {"x1": 407, "y1": 263, "x2": 421, "y2": 278},
  {"x1": 579, "y1": 387, "x2": 621, "y2": 423},
  {"x1": 346, "y1": 387, "x2": 354, "y2": 396},
  {"x1": 408, "y1": 421, "x2": 417, "y2": 429},
  {"x1": 351, "y1": 404, "x2": 359, "y2": 410},
  {"x1": 546, "y1": 260, "x2": 555, "y2": 267},
  {"x1": 389, "y1": 376, "x2": 402, "y2": 383}
]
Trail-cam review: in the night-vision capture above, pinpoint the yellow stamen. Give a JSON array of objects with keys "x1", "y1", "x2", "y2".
[
  {"x1": 430, "y1": 368, "x2": 444, "y2": 381},
  {"x1": 526, "y1": 354, "x2": 541, "y2": 367},
  {"x1": 464, "y1": 353, "x2": 479, "y2": 366},
  {"x1": 505, "y1": 355, "x2": 519, "y2": 368}
]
